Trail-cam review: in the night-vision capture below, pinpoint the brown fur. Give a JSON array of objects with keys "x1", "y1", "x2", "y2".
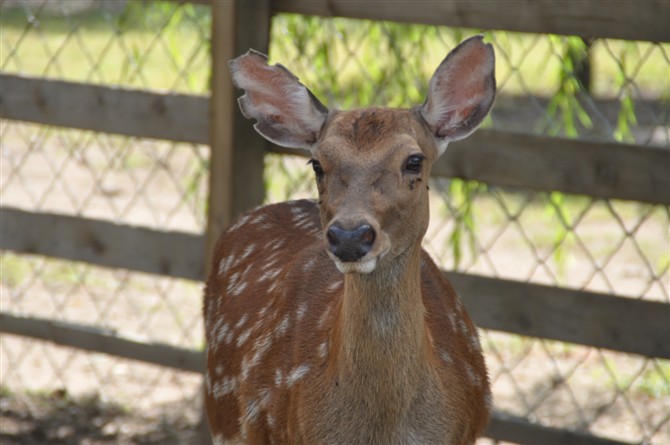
[
  {"x1": 205, "y1": 36, "x2": 494, "y2": 445},
  {"x1": 204, "y1": 110, "x2": 491, "y2": 445}
]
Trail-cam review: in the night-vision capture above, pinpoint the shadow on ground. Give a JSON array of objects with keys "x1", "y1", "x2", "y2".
[{"x1": 0, "y1": 387, "x2": 207, "y2": 445}]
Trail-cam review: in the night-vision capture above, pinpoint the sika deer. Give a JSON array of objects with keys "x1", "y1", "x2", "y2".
[{"x1": 204, "y1": 35, "x2": 495, "y2": 445}]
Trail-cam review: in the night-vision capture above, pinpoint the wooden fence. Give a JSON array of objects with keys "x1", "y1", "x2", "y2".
[{"x1": 1, "y1": 1, "x2": 669, "y2": 444}]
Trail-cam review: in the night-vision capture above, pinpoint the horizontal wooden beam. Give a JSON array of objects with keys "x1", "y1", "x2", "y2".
[
  {"x1": 439, "y1": 129, "x2": 670, "y2": 205},
  {"x1": 3, "y1": 75, "x2": 668, "y2": 204},
  {"x1": 449, "y1": 272, "x2": 670, "y2": 360},
  {"x1": 0, "y1": 74, "x2": 209, "y2": 144},
  {"x1": 3, "y1": 207, "x2": 668, "y2": 359},
  {"x1": 0, "y1": 312, "x2": 635, "y2": 444},
  {"x1": 486, "y1": 412, "x2": 634, "y2": 445},
  {"x1": 0, "y1": 206, "x2": 204, "y2": 281},
  {"x1": 271, "y1": 0, "x2": 670, "y2": 42},
  {"x1": 268, "y1": 134, "x2": 670, "y2": 205},
  {"x1": 0, "y1": 313, "x2": 204, "y2": 373}
]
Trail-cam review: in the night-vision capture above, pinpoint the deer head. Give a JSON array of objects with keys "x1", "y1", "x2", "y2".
[{"x1": 229, "y1": 35, "x2": 495, "y2": 275}]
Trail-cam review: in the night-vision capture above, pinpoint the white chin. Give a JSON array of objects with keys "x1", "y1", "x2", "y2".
[{"x1": 333, "y1": 257, "x2": 378, "y2": 274}]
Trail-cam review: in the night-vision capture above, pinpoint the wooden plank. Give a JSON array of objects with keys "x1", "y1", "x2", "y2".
[
  {"x1": 486, "y1": 412, "x2": 634, "y2": 445},
  {"x1": 266, "y1": 131, "x2": 670, "y2": 205},
  {"x1": 2, "y1": 74, "x2": 667, "y2": 204},
  {"x1": 0, "y1": 313, "x2": 204, "y2": 373},
  {"x1": 229, "y1": 0, "x2": 271, "y2": 217},
  {"x1": 3, "y1": 207, "x2": 668, "y2": 358},
  {"x1": 206, "y1": 0, "x2": 272, "y2": 272},
  {"x1": 448, "y1": 272, "x2": 670, "y2": 360},
  {"x1": 0, "y1": 206, "x2": 204, "y2": 281},
  {"x1": 439, "y1": 130, "x2": 670, "y2": 205},
  {"x1": 0, "y1": 74, "x2": 209, "y2": 144},
  {"x1": 206, "y1": 0, "x2": 237, "y2": 273},
  {"x1": 271, "y1": 0, "x2": 670, "y2": 42}
]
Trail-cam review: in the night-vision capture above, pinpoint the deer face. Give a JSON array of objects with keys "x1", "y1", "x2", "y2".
[
  {"x1": 310, "y1": 108, "x2": 437, "y2": 273},
  {"x1": 229, "y1": 35, "x2": 495, "y2": 274}
]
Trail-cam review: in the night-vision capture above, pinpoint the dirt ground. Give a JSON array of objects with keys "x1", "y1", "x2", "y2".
[{"x1": 0, "y1": 386, "x2": 204, "y2": 445}]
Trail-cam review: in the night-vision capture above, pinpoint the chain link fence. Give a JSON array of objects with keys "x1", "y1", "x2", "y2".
[
  {"x1": 264, "y1": 13, "x2": 669, "y2": 445},
  {"x1": 1, "y1": 1, "x2": 668, "y2": 444},
  {"x1": 2, "y1": 1, "x2": 210, "y2": 442}
]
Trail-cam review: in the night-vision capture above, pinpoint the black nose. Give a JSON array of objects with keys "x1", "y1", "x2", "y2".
[{"x1": 327, "y1": 223, "x2": 376, "y2": 262}]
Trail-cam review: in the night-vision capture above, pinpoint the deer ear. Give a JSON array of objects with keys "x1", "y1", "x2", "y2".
[
  {"x1": 420, "y1": 35, "x2": 496, "y2": 157},
  {"x1": 229, "y1": 50, "x2": 329, "y2": 151}
]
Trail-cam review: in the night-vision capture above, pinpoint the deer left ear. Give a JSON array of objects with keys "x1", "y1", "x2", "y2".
[
  {"x1": 229, "y1": 50, "x2": 329, "y2": 151},
  {"x1": 420, "y1": 35, "x2": 496, "y2": 157}
]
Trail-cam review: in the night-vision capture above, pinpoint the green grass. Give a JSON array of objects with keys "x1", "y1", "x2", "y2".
[
  {"x1": 0, "y1": 253, "x2": 31, "y2": 288},
  {"x1": 1, "y1": 2, "x2": 211, "y2": 93},
  {"x1": 593, "y1": 358, "x2": 670, "y2": 398}
]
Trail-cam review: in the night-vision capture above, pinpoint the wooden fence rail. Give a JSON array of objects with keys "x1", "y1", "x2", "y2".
[
  {"x1": 3, "y1": 74, "x2": 668, "y2": 205},
  {"x1": 3, "y1": 206, "x2": 669, "y2": 360},
  {"x1": 169, "y1": 0, "x2": 670, "y2": 42}
]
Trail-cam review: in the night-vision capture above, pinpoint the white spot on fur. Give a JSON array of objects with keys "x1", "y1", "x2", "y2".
[
  {"x1": 465, "y1": 363, "x2": 482, "y2": 387},
  {"x1": 228, "y1": 214, "x2": 251, "y2": 232},
  {"x1": 439, "y1": 350, "x2": 453, "y2": 364},
  {"x1": 232, "y1": 280, "x2": 248, "y2": 297},
  {"x1": 326, "y1": 279, "x2": 342, "y2": 293},
  {"x1": 251, "y1": 214, "x2": 266, "y2": 225},
  {"x1": 218, "y1": 254, "x2": 235, "y2": 276},
  {"x1": 234, "y1": 314, "x2": 249, "y2": 330},
  {"x1": 470, "y1": 331, "x2": 482, "y2": 352},
  {"x1": 213, "y1": 376, "x2": 239, "y2": 398},
  {"x1": 226, "y1": 272, "x2": 241, "y2": 294},
  {"x1": 447, "y1": 310, "x2": 457, "y2": 332},
  {"x1": 318, "y1": 341, "x2": 328, "y2": 359},
  {"x1": 459, "y1": 319, "x2": 471, "y2": 338},
  {"x1": 302, "y1": 258, "x2": 316, "y2": 272},
  {"x1": 286, "y1": 364, "x2": 310, "y2": 387},
  {"x1": 237, "y1": 243, "x2": 256, "y2": 264},
  {"x1": 237, "y1": 328, "x2": 252, "y2": 347},
  {"x1": 224, "y1": 329, "x2": 235, "y2": 345},
  {"x1": 258, "y1": 267, "x2": 283, "y2": 283},
  {"x1": 243, "y1": 397, "x2": 261, "y2": 424},
  {"x1": 296, "y1": 302, "x2": 308, "y2": 321},
  {"x1": 275, "y1": 314, "x2": 290, "y2": 337},
  {"x1": 290, "y1": 205, "x2": 304, "y2": 216},
  {"x1": 216, "y1": 323, "x2": 231, "y2": 345},
  {"x1": 241, "y1": 333, "x2": 273, "y2": 381},
  {"x1": 274, "y1": 368, "x2": 283, "y2": 386}
]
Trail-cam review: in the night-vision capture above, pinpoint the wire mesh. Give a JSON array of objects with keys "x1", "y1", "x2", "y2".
[
  {"x1": 1, "y1": 2, "x2": 669, "y2": 444},
  {"x1": 265, "y1": 13, "x2": 670, "y2": 445},
  {"x1": 1, "y1": 1, "x2": 210, "y2": 442}
]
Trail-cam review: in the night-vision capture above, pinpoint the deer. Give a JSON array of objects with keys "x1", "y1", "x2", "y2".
[{"x1": 204, "y1": 35, "x2": 495, "y2": 445}]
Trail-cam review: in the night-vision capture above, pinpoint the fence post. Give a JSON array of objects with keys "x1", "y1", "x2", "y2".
[
  {"x1": 201, "y1": 1, "x2": 271, "y2": 442},
  {"x1": 206, "y1": 0, "x2": 271, "y2": 268}
]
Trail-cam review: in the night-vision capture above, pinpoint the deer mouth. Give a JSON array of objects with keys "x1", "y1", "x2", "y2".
[{"x1": 330, "y1": 255, "x2": 379, "y2": 274}]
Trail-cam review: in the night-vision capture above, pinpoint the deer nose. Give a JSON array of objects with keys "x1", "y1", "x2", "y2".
[{"x1": 326, "y1": 223, "x2": 376, "y2": 262}]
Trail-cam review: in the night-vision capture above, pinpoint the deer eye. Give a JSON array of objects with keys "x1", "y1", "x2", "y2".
[
  {"x1": 309, "y1": 159, "x2": 324, "y2": 180},
  {"x1": 404, "y1": 155, "x2": 424, "y2": 173}
]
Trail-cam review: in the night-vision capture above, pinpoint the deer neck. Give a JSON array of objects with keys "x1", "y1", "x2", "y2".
[{"x1": 333, "y1": 244, "x2": 430, "y2": 418}]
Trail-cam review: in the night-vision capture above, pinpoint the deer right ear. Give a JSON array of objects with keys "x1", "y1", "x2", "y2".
[
  {"x1": 420, "y1": 35, "x2": 496, "y2": 157},
  {"x1": 229, "y1": 50, "x2": 329, "y2": 151}
]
